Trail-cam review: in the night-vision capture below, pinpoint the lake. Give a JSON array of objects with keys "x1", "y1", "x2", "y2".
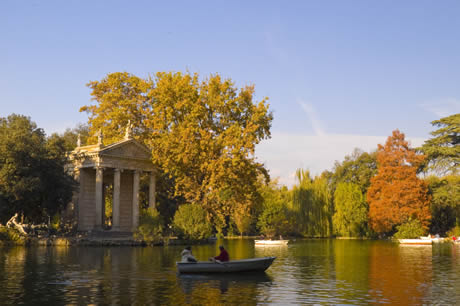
[{"x1": 1, "y1": 239, "x2": 459, "y2": 305}]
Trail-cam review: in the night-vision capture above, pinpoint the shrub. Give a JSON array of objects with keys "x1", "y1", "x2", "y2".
[
  {"x1": 447, "y1": 225, "x2": 460, "y2": 237},
  {"x1": 173, "y1": 203, "x2": 212, "y2": 240},
  {"x1": 0, "y1": 227, "x2": 26, "y2": 245},
  {"x1": 133, "y1": 208, "x2": 163, "y2": 244},
  {"x1": 393, "y1": 219, "x2": 425, "y2": 239}
]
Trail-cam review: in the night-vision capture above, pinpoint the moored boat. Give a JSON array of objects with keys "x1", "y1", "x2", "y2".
[
  {"x1": 254, "y1": 240, "x2": 289, "y2": 246},
  {"x1": 398, "y1": 239, "x2": 432, "y2": 245},
  {"x1": 177, "y1": 257, "x2": 276, "y2": 274}
]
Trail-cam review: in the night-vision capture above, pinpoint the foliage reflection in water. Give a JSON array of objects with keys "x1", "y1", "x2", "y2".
[{"x1": 0, "y1": 239, "x2": 459, "y2": 304}]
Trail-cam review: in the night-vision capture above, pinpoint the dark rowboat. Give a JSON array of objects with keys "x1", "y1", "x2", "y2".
[{"x1": 177, "y1": 256, "x2": 276, "y2": 274}]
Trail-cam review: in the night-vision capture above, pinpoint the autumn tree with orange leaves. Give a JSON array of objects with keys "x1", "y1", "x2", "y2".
[{"x1": 367, "y1": 130, "x2": 431, "y2": 235}]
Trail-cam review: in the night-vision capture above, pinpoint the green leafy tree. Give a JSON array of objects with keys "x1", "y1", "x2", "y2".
[
  {"x1": 427, "y1": 175, "x2": 460, "y2": 234},
  {"x1": 330, "y1": 148, "x2": 377, "y2": 195},
  {"x1": 333, "y1": 182, "x2": 368, "y2": 237},
  {"x1": 173, "y1": 203, "x2": 212, "y2": 240},
  {"x1": 393, "y1": 219, "x2": 426, "y2": 239},
  {"x1": 419, "y1": 113, "x2": 459, "y2": 175},
  {"x1": 290, "y1": 170, "x2": 332, "y2": 237},
  {"x1": 0, "y1": 114, "x2": 76, "y2": 223},
  {"x1": 48, "y1": 123, "x2": 90, "y2": 151},
  {"x1": 134, "y1": 207, "x2": 163, "y2": 244},
  {"x1": 257, "y1": 181, "x2": 291, "y2": 237}
]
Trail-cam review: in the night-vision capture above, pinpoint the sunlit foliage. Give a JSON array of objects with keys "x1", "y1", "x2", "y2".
[
  {"x1": 257, "y1": 181, "x2": 291, "y2": 237},
  {"x1": 290, "y1": 170, "x2": 332, "y2": 237},
  {"x1": 333, "y1": 182, "x2": 368, "y2": 237},
  {"x1": 367, "y1": 130, "x2": 431, "y2": 235},
  {"x1": 419, "y1": 113, "x2": 459, "y2": 175},
  {"x1": 82, "y1": 71, "x2": 273, "y2": 230},
  {"x1": 173, "y1": 203, "x2": 212, "y2": 240},
  {"x1": 133, "y1": 207, "x2": 164, "y2": 244}
]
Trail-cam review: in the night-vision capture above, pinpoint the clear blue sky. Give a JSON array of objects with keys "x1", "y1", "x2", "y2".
[{"x1": 1, "y1": 1, "x2": 459, "y2": 185}]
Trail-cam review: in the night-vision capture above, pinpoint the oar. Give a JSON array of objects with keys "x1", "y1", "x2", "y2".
[{"x1": 211, "y1": 258, "x2": 228, "y2": 268}]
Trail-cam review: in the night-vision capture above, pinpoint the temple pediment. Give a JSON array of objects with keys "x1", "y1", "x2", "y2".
[
  {"x1": 100, "y1": 139, "x2": 151, "y2": 160},
  {"x1": 68, "y1": 138, "x2": 154, "y2": 171}
]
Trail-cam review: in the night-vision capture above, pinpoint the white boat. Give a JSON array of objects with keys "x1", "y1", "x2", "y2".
[
  {"x1": 254, "y1": 240, "x2": 289, "y2": 246},
  {"x1": 177, "y1": 257, "x2": 276, "y2": 274},
  {"x1": 398, "y1": 239, "x2": 432, "y2": 245}
]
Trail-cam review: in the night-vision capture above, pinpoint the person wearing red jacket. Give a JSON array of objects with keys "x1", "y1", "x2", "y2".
[{"x1": 210, "y1": 245, "x2": 229, "y2": 262}]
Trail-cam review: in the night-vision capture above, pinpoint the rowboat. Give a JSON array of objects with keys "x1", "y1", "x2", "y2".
[
  {"x1": 177, "y1": 257, "x2": 276, "y2": 274},
  {"x1": 398, "y1": 239, "x2": 432, "y2": 245},
  {"x1": 254, "y1": 240, "x2": 289, "y2": 246}
]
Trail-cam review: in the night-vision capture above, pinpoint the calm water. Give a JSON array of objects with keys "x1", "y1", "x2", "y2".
[{"x1": 1, "y1": 239, "x2": 459, "y2": 305}]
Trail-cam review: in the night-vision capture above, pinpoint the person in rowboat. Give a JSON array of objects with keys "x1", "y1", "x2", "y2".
[
  {"x1": 210, "y1": 245, "x2": 229, "y2": 262},
  {"x1": 181, "y1": 246, "x2": 197, "y2": 263}
]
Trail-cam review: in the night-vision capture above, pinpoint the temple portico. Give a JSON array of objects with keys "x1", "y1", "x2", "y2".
[{"x1": 68, "y1": 131, "x2": 156, "y2": 232}]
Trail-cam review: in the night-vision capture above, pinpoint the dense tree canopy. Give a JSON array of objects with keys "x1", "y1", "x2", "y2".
[
  {"x1": 290, "y1": 170, "x2": 332, "y2": 237},
  {"x1": 0, "y1": 114, "x2": 76, "y2": 223},
  {"x1": 367, "y1": 130, "x2": 431, "y2": 235},
  {"x1": 81, "y1": 71, "x2": 273, "y2": 229},
  {"x1": 257, "y1": 180, "x2": 291, "y2": 237},
  {"x1": 333, "y1": 182, "x2": 368, "y2": 237},
  {"x1": 419, "y1": 113, "x2": 459, "y2": 175},
  {"x1": 427, "y1": 175, "x2": 460, "y2": 235},
  {"x1": 330, "y1": 148, "x2": 377, "y2": 195},
  {"x1": 80, "y1": 72, "x2": 153, "y2": 145}
]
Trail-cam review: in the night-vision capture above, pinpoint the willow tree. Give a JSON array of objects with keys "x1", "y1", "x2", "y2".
[
  {"x1": 367, "y1": 130, "x2": 431, "y2": 235},
  {"x1": 81, "y1": 71, "x2": 273, "y2": 230},
  {"x1": 333, "y1": 182, "x2": 368, "y2": 237},
  {"x1": 290, "y1": 169, "x2": 332, "y2": 237}
]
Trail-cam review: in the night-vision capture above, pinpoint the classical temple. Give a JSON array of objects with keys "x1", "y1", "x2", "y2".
[{"x1": 67, "y1": 126, "x2": 156, "y2": 232}]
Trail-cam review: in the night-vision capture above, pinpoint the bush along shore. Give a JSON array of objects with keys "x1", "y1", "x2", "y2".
[{"x1": 0, "y1": 223, "x2": 217, "y2": 247}]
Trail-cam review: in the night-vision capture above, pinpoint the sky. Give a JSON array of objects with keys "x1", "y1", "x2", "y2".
[{"x1": 1, "y1": 1, "x2": 460, "y2": 186}]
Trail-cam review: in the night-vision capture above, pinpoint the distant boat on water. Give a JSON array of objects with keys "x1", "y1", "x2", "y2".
[
  {"x1": 254, "y1": 239, "x2": 289, "y2": 246},
  {"x1": 398, "y1": 238, "x2": 432, "y2": 245}
]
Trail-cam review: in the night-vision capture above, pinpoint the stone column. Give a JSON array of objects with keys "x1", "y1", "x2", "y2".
[
  {"x1": 95, "y1": 167, "x2": 104, "y2": 229},
  {"x1": 112, "y1": 168, "x2": 121, "y2": 231},
  {"x1": 132, "y1": 170, "x2": 140, "y2": 229},
  {"x1": 149, "y1": 172, "x2": 156, "y2": 208},
  {"x1": 72, "y1": 168, "x2": 80, "y2": 229}
]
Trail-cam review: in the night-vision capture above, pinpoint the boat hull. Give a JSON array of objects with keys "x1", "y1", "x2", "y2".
[
  {"x1": 398, "y1": 239, "x2": 432, "y2": 245},
  {"x1": 254, "y1": 240, "x2": 289, "y2": 246},
  {"x1": 177, "y1": 257, "x2": 276, "y2": 274}
]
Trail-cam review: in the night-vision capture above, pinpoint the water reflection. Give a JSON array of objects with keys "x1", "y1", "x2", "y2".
[
  {"x1": 1, "y1": 240, "x2": 460, "y2": 304},
  {"x1": 178, "y1": 272, "x2": 272, "y2": 294}
]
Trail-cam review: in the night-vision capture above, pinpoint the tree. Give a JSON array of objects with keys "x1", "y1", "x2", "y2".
[
  {"x1": 367, "y1": 130, "x2": 431, "y2": 235},
  {"x1": 173, "y1": 203, "x2": 212, "y2": 240},
  {"x1": 290, "y1": 169, "x2": 332, "y2": 237},
  {"x1": 257, "y1": 180, "x2": 291, "y2": 237},
  {"x1": 426, "y1": 175, "x2": 460, "y2": 234},
  {"x1": 48, "y1": 123, "x2": 90, "y2": 151},
  {"x1": 393, "y1": 219, "x2": 425, "y2": 239},
  {"x1": 419, "y1": 113, "x2": 459, "y2": 175},
  {"x1": 333, "y1": 182, "x2": 368, "y2": 237},
  {"x1": 0, "y1": 114, "x2": 76, "y2": 224},
  {"x1": 133, "y1": 207, "x2": 163, "y2": 244},
  {"x1": 82, "y1": 71, "x2": 273, "y2": 229},
  {"x1": 330, "y1": 148, "x2": 377, "y2": 195},
  {"x1": 80, "y1": 72, "x2": 153, "y2": 145}
]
